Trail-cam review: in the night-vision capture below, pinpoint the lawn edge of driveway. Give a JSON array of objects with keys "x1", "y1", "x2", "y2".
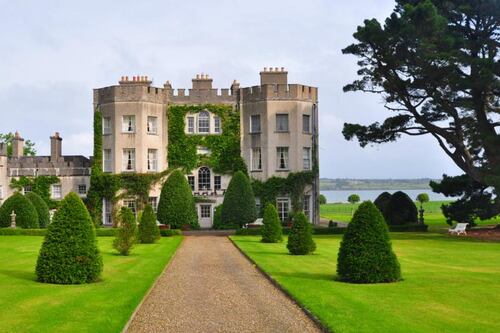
[
  {"x1": 121, "y1": 236, "x2": 184, "y2": 333},
  {"x1": 228, "y1": 236, "x2": 330, "y2": 333}
]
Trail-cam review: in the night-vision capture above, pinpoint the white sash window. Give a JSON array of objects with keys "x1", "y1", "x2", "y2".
[
  {"x1": 276, "y1": 147, "x2": 289, "y2": 170},
  {"x1": 147, "y1": 149, "x2": 158, "y2": 171},
  {"x1": 122, "y1": 148, "x2": 135, "y2": 171},
  {"x1": 122, "y1": 115, "x2": 136, "y2": 133}
]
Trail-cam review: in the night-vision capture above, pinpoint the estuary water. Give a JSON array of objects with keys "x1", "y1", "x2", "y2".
[{"x1": 321, "y1": 189, "x2": 456, "y2": 203}]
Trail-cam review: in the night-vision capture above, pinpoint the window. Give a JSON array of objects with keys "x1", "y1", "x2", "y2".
[
  {"x1": 198, "y1": 167, "x2": 211, "y2": 190},
  {"x1": 276, "y1": 147, "x2": 289, "y2": 170},
  {"x1": 276, "y1": 114, "x2": 289, "y2": 132},
  {"x1": 214, "y1": 116, "x2": 221, "y2": 133},
  {"x1": 122, "y1": 148, "x2": 136, "y2": 171},
  {"x1": 302, "y1": 115, "x2": 311, "y2": 133},
  {"x1": 214, "y1": 176, "x2": 221, "y2": 190},
  {"x1": 303, "y1": 195, "x2": 311, "y2": 220},
  {"x1": 147, "y1": 149, "x2": 158, "y2": 171},
  {"x1": 250, "y1": 115, "x2": 261, "y2": 133},
  {"x1": 51, "y1": 184, "x2": 62, "y2": 199},
  {"x1": 103, "y1": 117, "x2": 112, "y2": 135},
  {"x1": 200, "y1": 204, "x2": 211, "y2": 218},
  {"x1": 123, "y1": 199, "x2": 137, "y2": 218},
  {"x1": 251, "y1": 147, "x2": 262, "y2": 171},
  {"x1": 0, "y1": 185, "x2": 3, "y2": 199},
  {"x1": 122, "y1": 115, "x2": 136, "y2": 133},
  {"x1": 303, "y1": 147, "x2": 311, "y2": 170},
  {"x1": 148, "y1": 197, "x2": 158, "y2": 213},
  {"x1": 277, "y1": 198, "x2": 289, "y2": 222},
  {"x1": 78, "y1": 184, "x2": 87, "y2": 195},
  {"x1": 147, "y1": 116, "x2": 158, "y2": 134},
  {"x1": 103, "y1": 198, "x2": 112, "y2": 225},
  {"x1": 187, "y1": 116, "x2": 195, "y2": 133},
  {"x1": 188, "y1": 176, "x2": 195, "y2": 191},
  {"x1": 198, "y1": 111, "x2": 210, "y2": 133},
  {"x1": 103, "y1": 149, "x2": 112, "y2": 172},
  {"x1": 255, "y1": 197, "x2": 261, "y2": 215},
  {"x1": 23, "y1": 185, "x2": 32, "y2": 194}
]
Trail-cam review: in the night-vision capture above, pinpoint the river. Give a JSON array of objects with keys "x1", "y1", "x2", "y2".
[{"x1": 321, "y1": 189, "x2": 456, "y2": 203}]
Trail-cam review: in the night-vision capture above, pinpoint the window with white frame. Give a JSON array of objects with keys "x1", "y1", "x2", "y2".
[
  {"x1": 276, "y1": 114, "x2": 289, "y2": 132},
  {"x1": 251, "y1": 147, "x2": 262, "y2": 171},
  {"x1": 122, "y1": 115, "x2": 136, "y2": 133},
  {"x1": 214, "y1": 175, "x2": 221, "y2": 190},
  {"x1": 200, "y1": 204, "x2": 211, "y2": 218},
  {"x1": 147, "y1": 116, "x2": 158, "y2": 134},
  {"x1": 187, "y1": 176, "x2": 195, "y2": 191},
  {"x1": 303, "y1": 147, "x2": 311, "y2": 170},
  {"x1": 250, "y1": 115, "x2": 261, "y2": 133},
  {"x1": 103, "y1": 117, "x2": 112, "y2": 135},
  {"x1": 302, "y1": 114, "x2": 311, "y2": 133},
  {"x1": 147, "y1": 149, "x2": 158, "y2": 171},
  {"x1": 148, "y1": 197, "x2": 158, "y2": 213},
  {"x1": 276, "y1": 198, "x2": 289, "y2": 222},
  {"x1": 103, "y1": 149, "x2": 112, "y2": 172},
  {"x1": 51, "y1": 184, "x2": 62, "y2": 199},
  {"x1": 103, "y1": 198, "x2": 112, "y2": 224},
  {"x1": 303, "y1": 195, "x2": 311, "y2": 220},
  {"x1": 255, "y1": 197, "x2": 261, "y2": 215},
  {"x1": 198, "y1": 111, "x2": 210, "y2": 133},
  {"x1": 123, "y1": 199, "x2": 137, "y2": 217},
  {"x1": 198, "y1": 167, "x2": 211, "y2": 190},
  {"x1": 122, "y1": 148, "x2": 136, "y2": 171},
  {"x1": 0, "y1": 185, "x2": 3, "y2": 200},
  {"x1": 187, "y1": 116, "x2": 195, "y2": 133},
  {"x1": 78, "y1": 184, "x2": 87, "y2": 195},
  {"x1": 23, "y1": 185, "x2": 32, "y2": 194},
  {"x1": 214, "y1": 116, "x2": 221, "y2": 133},
  {"x1": 276, "y1": 147, "x2": 289, "y2": 170}
]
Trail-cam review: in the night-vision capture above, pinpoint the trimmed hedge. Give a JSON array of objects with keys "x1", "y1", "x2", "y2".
[
  {"x1": 337, "y1": 201, "x2": 401, "y2": 283},
  {"x1": 113, "y1": 207, "x2": 137, "y2": 255},
  {"x1": 287, "y1": 212, "x2": 316, "y2": 255},
  {"x1": 385, "y1": 191, "x2": 418, "y2": 225},
  {"x1": 36, "y1": 192, "x2": 103, "y2": 284},
  {"x1": 0, "y1": 192, "x2": 39, "y2": 229},
  {"x1": 159, "y1": 229, "x2": 182, "y2": 237},
  {"x1": 138, "y1": 204, "x2": 161, "y2": 243},
  {"x1": 261, "y1": 204, "x2": 282, "y2": 243},
  {"x1": 389, "y1": 223, "x2": 428, "y2": 232},
  {"x1": 25, "y1": 192, "x2": 50, "y2": 228},
  {"x1": 221, "y1": 171, "x2": 256, "y2": 228},
  {"x1": 234, "y1": 227, "x2": 346, "y2": 236},
  {"x1": 0, "y1": 228, "x2": 47, "y2": 236},
  {"x1": 212, "y1": 205, "x2": 225, "y2": 229}
]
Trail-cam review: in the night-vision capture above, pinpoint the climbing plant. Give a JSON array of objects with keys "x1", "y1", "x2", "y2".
[{"x1": 10, "y1": 176, "x2": 60, "y2": 209}]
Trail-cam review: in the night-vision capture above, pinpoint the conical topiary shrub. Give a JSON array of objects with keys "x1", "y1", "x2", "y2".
[
  {"x1": 25, "y1": 192, "x2": 50, "y2": 228},
  {"x1": 374, "y1": 191, "x2": 392, "y2": 222},
  {"x1": 287, "y1": 212, "x2": 316, "y2": 255},
  {"x1": 337, "y1": 201, "x2": 401, "y2": 283},
  {"x1": 385, "y1": 191, "x2": 418, "y2": 225},
  {"x1": 261, "y1": 204, "x2": 282, "y2": 243},
  {"x1": 0, "y1": 192, "x2": 39, "y2": 228},
  {"x1": 113, "y1": 207, "x2": 137, "y2": 255},
  {"x1": 212, "y1": 204, "x2": 224, "y2": 230},
  {"x1": 221, "y1": 171, "x2": 256, "y2": 228},
  {"x1": 157, "y1": 170, "x2": 199, "y2": 229},
  {"x1": 138, "y1": 204, "x2": 160, "y2": 244},
  {"x1": 36, "y1": 192, "x2": 102, "y2": 284}
]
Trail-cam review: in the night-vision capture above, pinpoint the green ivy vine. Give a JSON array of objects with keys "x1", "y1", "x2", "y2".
[{"x1": 10, "y1": 175, "x2": 60, "y2": 209}]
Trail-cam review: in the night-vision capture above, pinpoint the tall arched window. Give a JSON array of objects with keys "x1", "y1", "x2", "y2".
[
  {"x1": 198, "y1": 167, "x2": 211, "y2": 190},
  {"x1": 198, "y1": 111, "x2": 210, "y2": 133}
]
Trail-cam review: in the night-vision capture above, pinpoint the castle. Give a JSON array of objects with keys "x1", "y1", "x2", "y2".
[{"x1": 0, "y1": 68, "x2": 319, "y2": 227}]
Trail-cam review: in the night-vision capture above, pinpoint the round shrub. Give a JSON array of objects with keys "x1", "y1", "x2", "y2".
[
  {"x1": 287, "y1": 212, "x2": 316, "y2": 255},
  {"x1": 138, "y1": 204, "x2": 160, "y2": 244},
  {"x1": 113, "y1": 207, "x2": 137, "y2": 255},
  {"x1": 319, "y1": 194, "x2": 327, "y2": 205},
  {"x1": 385, "y1": 191, "x2": 418, "y2": 225},
  {"x1": 157, "y1": 170, "x2": 199, "y2": 229},
  {"x1": 337, "y1": 201, "x2": 401, "y2": 283},
  {"x1": 374, "y1": 191, "x2": 392, "y2": 221},
  {"x1": 25, "y1": 192, "x2": 50, "y2": 228},
  {"x1": 0, "y1": 192, "x2": 39, "y2": 228},
  {"x1": 36, "y1": 192, "x2": 102, "y2": 284},
  {"x1": 221, "y1": 171, "x2": 256, "y2": 228},
  {"x1": 261, "y1": 204, "x2": 282, "y2": 243}
]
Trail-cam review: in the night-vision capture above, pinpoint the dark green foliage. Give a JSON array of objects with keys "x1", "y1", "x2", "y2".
[
  {"x1": 388, "y1": 224, "x2": 428, "y2": 232},
  {"x1": 212, "y1": 205, "x2": 225, "y2": 229},
  {"x1": 337, "y1": 201, "x2": 401, "y2": 283},
  {"x1": 287, "y1": 212, "x2": 316, "y2": 255},
  {"x1": 385, "y1": 191, "x2": 418, "y2": 226},
  {"x1": 10, "y1": 176, "x2": 60, "y2": 209},
  {"x1": 261, "y1": 204, "x2": 282, "y2": 243},
  {"x1": 86, "y1": 108, "x2": 104, "y2": 225},
  {"x1": 221, "y1": 171, "x2": 256, "y2": 228},
  {"x1": 113, "y1": 207, "x2": 137, "y2": 255},
  {"x1": 0, "y1": 132, "x2": 37, "y2": 156},
  {"x1": 36, "y1": 192, "x2": 102, "y2": 284},
  {"x1": 374, "y1": 192, "x2": 392, "y2": 222},
  {"x1": 0, "y1": 228, "x2": 47, "y2": 236},
  {"x1": 157, "y1": 170, "x2": 199, "y2": 229},
  {"x1": 328, "y1": 220, "x2": 337, "y2": 228},
  {"x1": 25, "y1": 192, "x2": 50, "y2": 228},
  {"x1": 234, "y1": 227, "x2": 346, "y2": 236},
  {"x1": 319, "y1": 194, "x2": 327, "y2": 205},
  {"x1": 159, "y1": 229, "x2": 182, "y2": 237},
  {"x1": 0, "y1": 192, "x2": 39, "y2": 228},
  {"x1": 138, "y1": 204, "x2": 160, "y2": 244},
  {"x1": 347, "y1": 194, "x2": 360, "y2": 204}
]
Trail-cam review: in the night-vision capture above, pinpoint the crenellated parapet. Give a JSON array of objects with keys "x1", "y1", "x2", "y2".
[
  {"x1": 165, "y1": 74, "x2": 237, "y2": 105},
  {"x1": 94, "y1": 76, "x2": 168, "y2": 105},
  {"x1": 240, "y1": 84, "x2": 318, "y2": 103}
]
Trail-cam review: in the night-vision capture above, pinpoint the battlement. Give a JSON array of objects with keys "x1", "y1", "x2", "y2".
[
  {"x1": 119, "y1": 75, "x2": 152, "y2": 86},
  {"x1": 94, "y1": 83, "x2": 168, "y2": 105},
  {"x1": 241, "y1": 84, "x2": 318, "y2": 102}
]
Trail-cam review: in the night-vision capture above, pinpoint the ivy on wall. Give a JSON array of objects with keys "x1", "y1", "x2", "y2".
[
  {"x1": 86, "y1": 108, "x2": 104, "y2": 225},
  {"x1": 10, "y1": 176, "x2": 60, "y2": 209}
]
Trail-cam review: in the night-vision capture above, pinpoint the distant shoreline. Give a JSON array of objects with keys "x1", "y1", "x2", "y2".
[{"x1": 320, "y1": 178, "x2": 437, "y2": 191}]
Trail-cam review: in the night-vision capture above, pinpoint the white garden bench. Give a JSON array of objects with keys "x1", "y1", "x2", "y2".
[{"x1": 448, "y1": 223, "x2": 468, "y2": 236}]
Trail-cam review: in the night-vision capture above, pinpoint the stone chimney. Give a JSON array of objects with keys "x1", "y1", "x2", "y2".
[
  {"x1": 192, "y1": 73, "x2": 213, "y2": 90},
  {"x1": 231, "y1": 79, "x2": 240, "y2": 95},
  {"x1": 260, "y1": 67, "x2": 288, "y2": 85},
  {"x1": 12, "y1": 132, "x2": 24, "y2": 158},
  {"x1": 50, "y1": 132, "x2": 62, "y2": 162}
]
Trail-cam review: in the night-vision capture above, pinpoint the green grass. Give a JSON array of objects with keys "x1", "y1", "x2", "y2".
[
  {"x1": 231, "y1": 234, "x2": 500, "y2": 333},
  {"x1": 0, "y1": 236, "x2": 182, "y2": 333}
]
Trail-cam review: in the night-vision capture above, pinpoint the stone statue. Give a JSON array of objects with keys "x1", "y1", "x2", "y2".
[{"x1": 10, "y1": 210, "x2": 16, "y2": 228}]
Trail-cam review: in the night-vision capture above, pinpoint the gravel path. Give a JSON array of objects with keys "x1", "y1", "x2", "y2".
[{"x1": 125, "y1": 236, "x2": 321, "y2": 333}]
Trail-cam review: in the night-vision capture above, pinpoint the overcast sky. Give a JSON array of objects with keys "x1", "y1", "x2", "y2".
[{"x1": 0, "y1": 0, "x2": 462, "y2": 179}]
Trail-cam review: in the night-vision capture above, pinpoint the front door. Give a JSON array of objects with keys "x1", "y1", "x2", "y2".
[{"x1": 199, "y1": 204, "x2": 212, "y2": 228}]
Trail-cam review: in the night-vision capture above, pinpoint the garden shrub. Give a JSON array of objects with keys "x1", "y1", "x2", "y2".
[
  {"x1": 157, "y1": 170, "x2": 199, "y2": 229},
  {"x1": 0, "y1": 228, "x2": 47, "y2": 236},
  {"x1": 374, "y1": 191, "x2": 392, "y2": 221},
  {"x1": 113, "y1": 207, "x2": 137, "y2": 255},
  {"x1": 138, "y1": 204, "x2": 160, "y2": 243},
  {"x1": 35, "y1": 192, "x2": 102, "y2": 284},
  {"x1": 287, "y1": 212, "x2": 316, "y2": 255},
  {"x1": 25, "y1": 192, "x2": 50, "y2": 228},
  {"x1": 159, "y1": 229, "x2": 182, "y2": 237},
  {"x1": 385, "y1": 191, "x2": 418, "y2": 225},
  {"x1": 95, "y1": 228, "x2": 119, "y2": 237},
  {"x1": 388, "y1": 223, "x2": 428, "y2": 232},
  {"x1": 221, "y1": 171, "x2": 256, "y2": 228},
  {"x1": 319, "y1": 194, "x2": 327, "y2": 205},
  {"x1": 212, "y1": 205, "x2": 225, "y2": 229},
  {"x1": 337, "y1": 201, "x2": 401, "y2": 283},
  {"x1": 0, "y1": 192, "x2": 39, "y2": 228},
  {"x1": 261, "y1": 204, "x2": 282, "y2": 243}
]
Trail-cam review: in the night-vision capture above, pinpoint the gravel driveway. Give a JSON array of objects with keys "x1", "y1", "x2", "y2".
[{"x1": 125, "y1": 236, "x2": 321, "y2": 333}]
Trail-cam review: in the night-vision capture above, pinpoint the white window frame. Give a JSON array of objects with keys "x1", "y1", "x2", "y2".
[
  {"x1": 303, "y1": 195, "x2": 311, "y2": 221},
  {"x1": 147, "y1": 116, "x2": 158, "y2": 135},
  {"x1": 148, "y1": 197, "x2": 158, "y2": 213},
  {"x1": 302, "y1": 114, "x2": 311, "y2": 133},
  {"x1": 122, "y1": 199, "x2": 137, "y2": 218},
  {"x1": 23, "y1": 185, "x2": 32, "y2": 194},
  {"x1": 200, "y1": 204, "x2": 211, "y2": 218},
  {"x1": 198, "y1": 167, "x2": 211, "y2": 190},
  {"x1": 303, "y1": 147, "x2": 311, "y2": 170},
  {"x1": 187, "y1": 116, "x2": 195, "y2": 133},
  {"x1": 122, "y1": 148, "x2": 136, "y2": 172},
  {"x1": 187, "y1": 175, "x2": 195, "y2": 191},
  {"x1": 198, "y1": 111, "x2": 210, "y2": 133},
  {"x1": 276, "y1": 114, "x2": 289, "y2": 132},
  {"x1": 214, "y1": 175, "x2": 222, "y2": 190},
  {"x1": 103, "y1": 198, "x2": 112, "y2": 225},
  {"x1": 103, "y1": 117, "x2": 112, "y2": 135},
  {"x1": 147, "y1": 149, "x2": 158, "y2": 172},
  {"x1": 214, "y1": 116, "x2": 221, "y2": 133},
  {"x1": 276, "y1": 147, "x2": 289, "y2": 170},
  {"x1": 250, "y1": 115, "x2": 261, "y2": 133},
  {"x1": 0, "y1": 185, "x2": 3, "y2": 200},
  {"x1": 77, "y1": 184, "x2": 87, "y2": 195},
  {"x1": 103, "y1": 149, "x2": 112, "y2": 172},
  {"x1": 122, "y1": 115, "x2": 136, "y2": 133},
  {"x1": 276, "y1": 197, "x2": 290, "y2": 222},
  {"x1": 51, "y1": 184, "x2": 62, "y2": 199},
  {"x1": 251, "y1": 147, "x2": 262, "y2": 171}
]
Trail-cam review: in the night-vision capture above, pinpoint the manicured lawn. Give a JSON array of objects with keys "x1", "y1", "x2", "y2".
[
  {"x1": 231, "y1": 234, "x2": 500, "y2": 333},
  {"x1": 0, "y1": 235, "x2": 182, "y2": 333}
]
